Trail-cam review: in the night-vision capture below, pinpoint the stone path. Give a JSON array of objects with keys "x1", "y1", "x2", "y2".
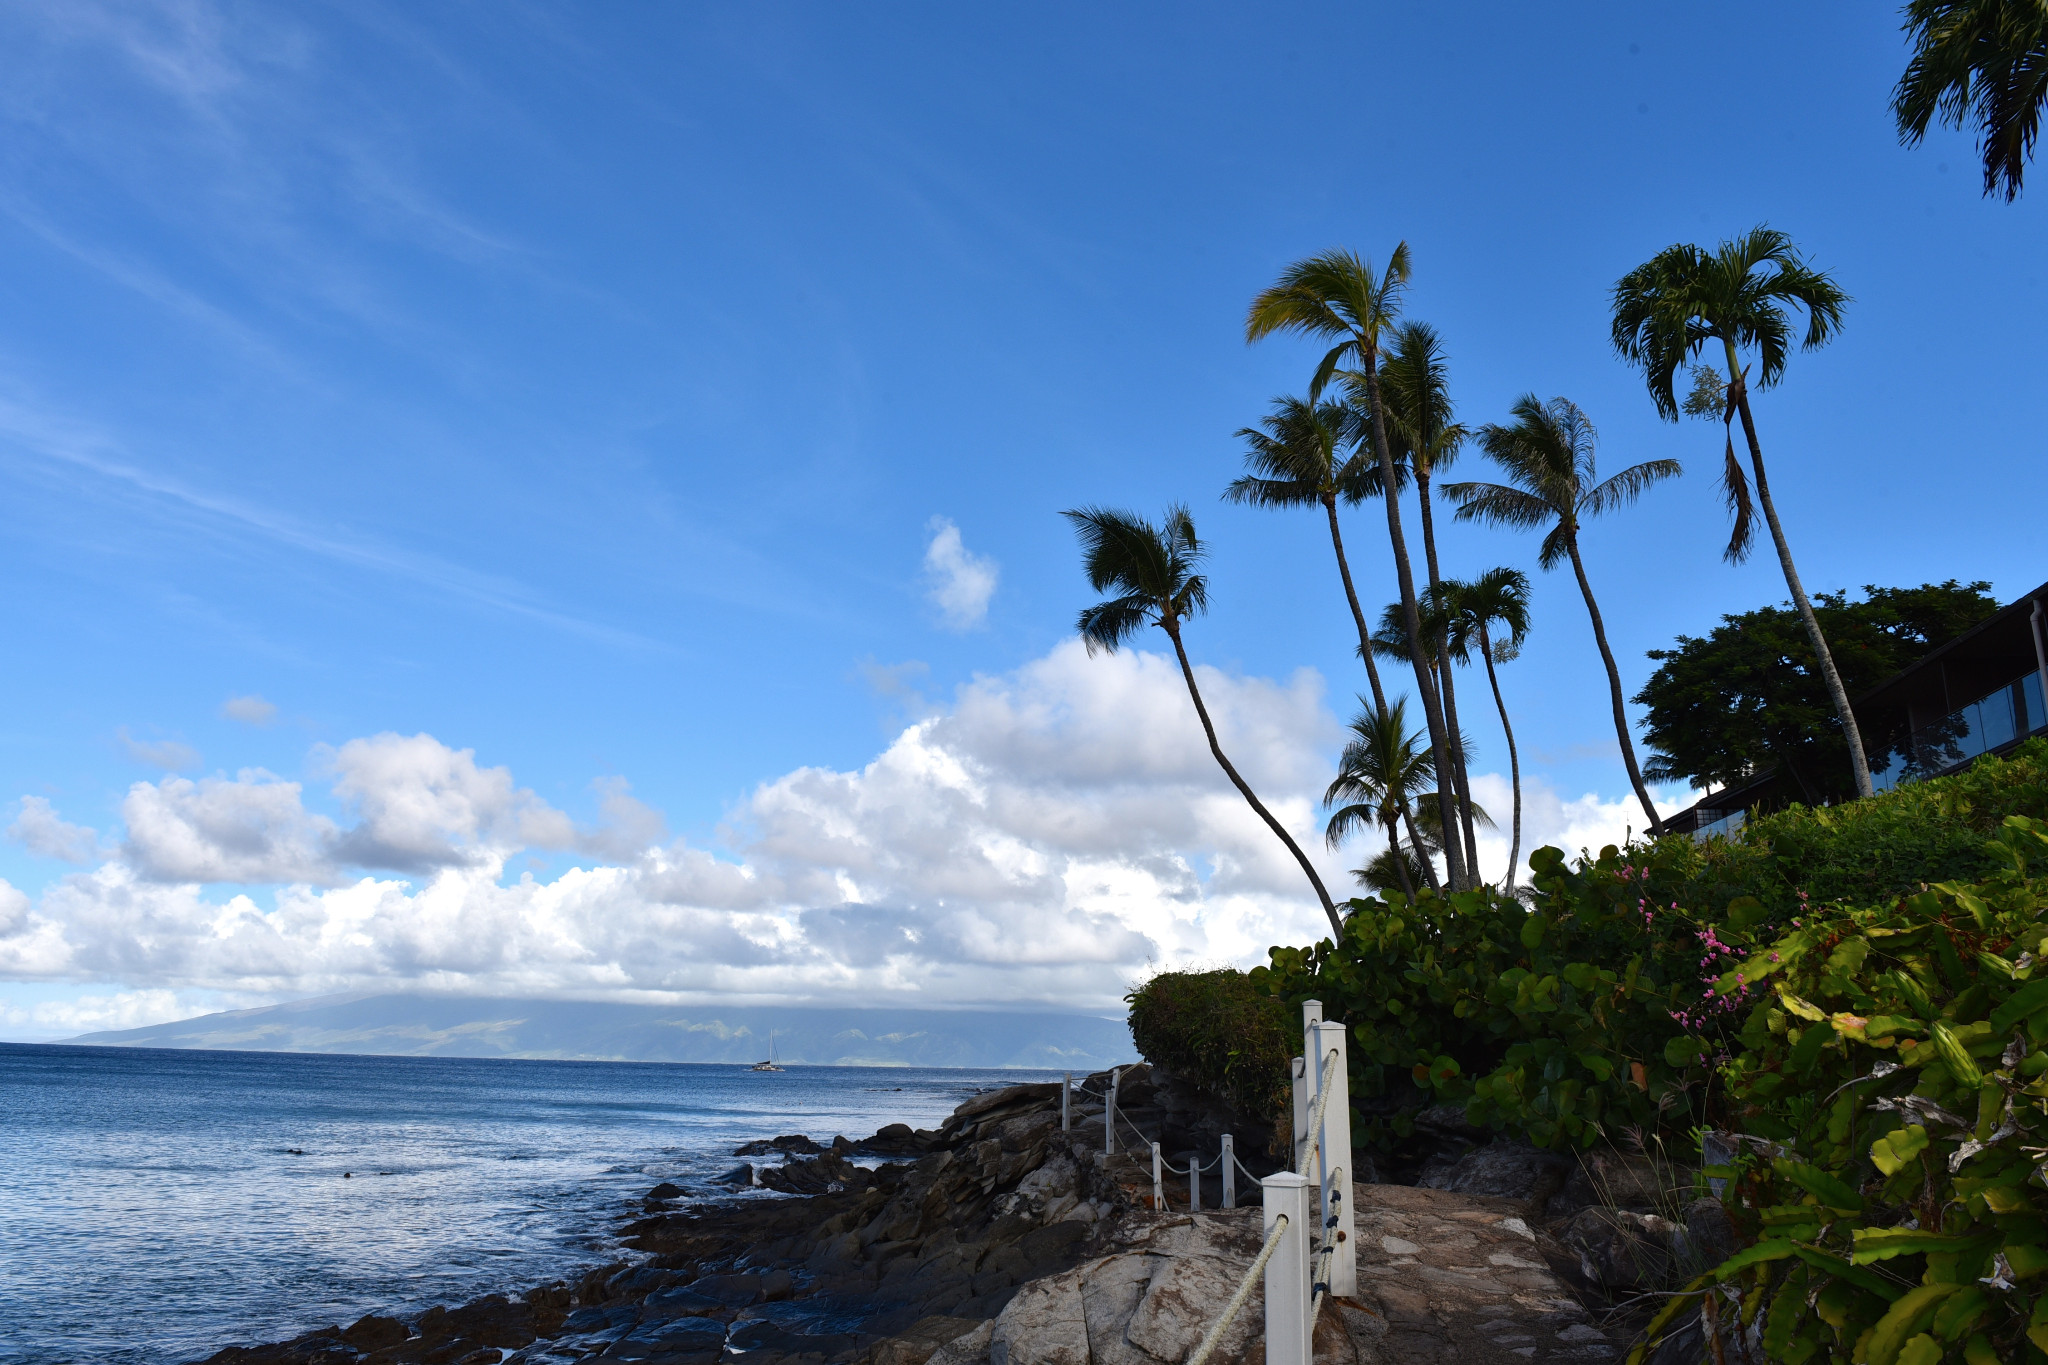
[{"x1": 904, "y1": 1184, "x2": 1624, "y2": 1365}]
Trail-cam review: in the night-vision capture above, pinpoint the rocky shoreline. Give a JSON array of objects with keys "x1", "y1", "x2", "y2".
[{"x1": 198, "y1": 1067, "x2": 1716, "y2": 1365}]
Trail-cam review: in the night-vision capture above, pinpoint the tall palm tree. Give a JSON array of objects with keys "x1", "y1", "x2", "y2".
[
  {"x1": 1441, "y1": 569, "x2": 1532, "y2": 892},
  {"x1": 1446, "y1": 397, "x2": 1680, "y2": 835},
  {"x1": 1894, "y1": 0, "x2": 2048, "y2": 201},
  {"x1": 1246, "y1": 246, "x2": 1471, "y2": 892},
  {"x1": 1224, "y1": 395, "x2": 1397, "y2": 713},
  {"x1": 1063, "y1": 504, "x2": 1343, "y2": 939},
  {"x1": 1609, "y1": 228, "x2": 1871, "y2": 799},
  {"x1": 1324, "y1": 697, "x2": 1436, "y2": 901},
  {"x1": 1366, "y1": 321, "x2": 1479, "y2": 874}
]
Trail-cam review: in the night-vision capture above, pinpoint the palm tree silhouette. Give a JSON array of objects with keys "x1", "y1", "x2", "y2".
[
  {"x1": 1610, "y1": 228, "x2": 1870, "y2": 798},
  {"x1": 1446, "y1": 396, "x2": 1679, "y2": 835},
  {"x1": 1062, "y1": 504, "x2": 1343, "y2": 939},
  {"x1": 1223, "y1": 395, "x2": 1397, "y2": 713},
  {"x1": 1368, "y1": 321, "x2": 1478, "y2": 875},
  {"x1": 1894, "y1": 0, "x2": 2048, "y2": 201},
  {"x1": 1246, "y1": 246, "x2": 1470, "y2": 891},
  {"x1": 1442, "y1": 569, "x2": 1532, "y2": 892},
  {"x1": 1324, "y1": 697, "x2": 1436, "y2": 901}
]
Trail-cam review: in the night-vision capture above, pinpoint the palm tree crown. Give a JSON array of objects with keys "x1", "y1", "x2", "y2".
[
  {"x1": 1610, "y1": 227, "x2": 1847, "y2": 421},
  {"x1": 1245, "y1": 245, "x2": 1412, "y2": 399},
  {"x1": 1893, "y1": 0, "x2": 2048, "y2": 201},
  {"x1": 1223, "y1": 397, "x2": 1387, "y2": 512},
  {"x1": 1449, "y1": 397, "x2": 1681, "y2": 568},
  {"x1": 1064, "y1": 504, "x2": 1208, "y2": 653}
]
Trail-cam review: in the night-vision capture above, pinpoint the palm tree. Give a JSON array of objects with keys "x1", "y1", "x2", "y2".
[
  {"x1": 1441, "y1": 569, "x2": 1532, "y2": 892},
  {"x1": 1063, "y1": 504, "x2": 1343, "y2": 939},
  {"x1": 1610, "y1": 228, "x2": 1872, "y2": 798},
  {"x1": 1246, "y1": 246, "x2": 1471, "y2": 892},
  {"x1": 1893, "y1": 0, "x2": 2048, "y2": 201},
  {"x1": 1365, "y1": 321, "x2": 1479, "y2": 874},
  {"x1": 1446, "y1": 396, "x2": 1680, "y2": 835},
  {"x1": 1324, "y1": 697, "x2": 1437, "y2": 900},
  {"x1": 1224, "y1": 395, "x2": 1397, "y2": 712},
  {"x1": 1352, "y1": 846, "x2": 1432, "y2": 899}
]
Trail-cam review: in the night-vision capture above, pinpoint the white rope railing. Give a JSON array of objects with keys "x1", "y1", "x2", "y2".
[{"x1": 1184, "y1": 1212, "x2": 1289, "y2": 1365}]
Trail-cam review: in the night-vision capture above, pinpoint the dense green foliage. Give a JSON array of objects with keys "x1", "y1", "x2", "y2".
[
  {"x1": 1635, "y1": 582, "x2": 1997, "y2": 804},
  {"x1": 1124, "y1": 968, "x2": 1294, "y2": 1134},
  {"x1": 1637, "y1": 814, "x2": 2048, "y2": 1365}
]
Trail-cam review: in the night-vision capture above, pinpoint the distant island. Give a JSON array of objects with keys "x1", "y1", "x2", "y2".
[{"x1": 62, "y1": 993, "x2": 1137, "y2": 1070}]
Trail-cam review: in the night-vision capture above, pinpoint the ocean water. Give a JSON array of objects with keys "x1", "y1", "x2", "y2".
[{"x1": 0, "y1": 1043, "x2": 1059, "y2": 1365}]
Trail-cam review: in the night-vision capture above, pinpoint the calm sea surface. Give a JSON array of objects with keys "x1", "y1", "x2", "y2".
[{"x1": 0, "y1": 1043, "x2": 1057, "y2": 1365}]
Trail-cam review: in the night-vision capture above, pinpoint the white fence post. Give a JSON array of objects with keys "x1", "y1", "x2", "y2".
[
  {"x1": 1062, "y1": 1072, "x2": 1071, "y2": 1132},
  {"x1": 1105, "y1": 1067, "x2": 1119, "y2": 1156},
  {"x1": 1262, "y1": 1172, "x2": 1312, "y2": 1365},
  {"x1": 1307, "y1": 1018, "x2": 1356, "y2": 1300},
  {"x1": 1151, "y1": 1141, "x2": 1164, "y2": 1211},
  {"x1": 1289, "y1": 1055, "x2": 1307, "y2": 1172},
  {"x1": 1221, "y1": 1133, "x2": 1236, "y2": 1208}
]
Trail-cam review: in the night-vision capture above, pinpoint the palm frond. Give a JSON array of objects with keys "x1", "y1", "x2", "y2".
[
  {"x1": 1894, "y1": 0, "x2": 2048, "y2": 201},
  {"x1": 1074, "y1": 594, "x2": 1153, "y2": 656},
  {"x1": 1720, "y1": 433, "x2": 1756, "y2": 564},
  {"x1": 1582, "y1": 458, "x2": 1683, "y2": 515},
  {"x1": 1441, "y1": 481, "x2": 1556, "y2": 531}
]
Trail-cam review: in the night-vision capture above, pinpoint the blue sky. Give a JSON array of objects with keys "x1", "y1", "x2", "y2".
[{"x1": 0, "y1": 2, "x2": 2039, "y2": 1039}]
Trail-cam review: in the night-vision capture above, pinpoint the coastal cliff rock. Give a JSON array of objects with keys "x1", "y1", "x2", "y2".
[{"x1": 198, "y1": 1066, "x2": 1638, "y2": 1365}]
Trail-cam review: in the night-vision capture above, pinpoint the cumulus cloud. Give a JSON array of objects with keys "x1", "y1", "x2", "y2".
[
  {"x1": 116, "y1": 726, "x2": 200, "y2": 771},
  {"x1": 220, "y1": 694, "x2": 278, "y2": 726},
  {"x1": 8, "y1": 797, "x2": 100, "y2": 864},
  {"x1": 922, "y1": 517, "x2": 998, "y2": 630},
  {"x1": 0, "y1": 642, "x2": 1349, "y2": 1010},
  {"x1": 0, "y1": 640, "x2": 1679, "y2": 1017}
]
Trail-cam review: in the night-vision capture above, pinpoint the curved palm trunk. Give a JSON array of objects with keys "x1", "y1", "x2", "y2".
[
  {"x1": 1401, "y1": 806, "x2": 1440, "y2": 892},
  {"x1": 1726, "y1": 363, "x2": 1874, "y2": 800},
  {"x1": 1323, "y1": 496, "x2": 1388, "y2": 712},
  {"x1": 1163, "y1": 621, "x2": 1344, "y2": 939},
  {"x1": 1359, "y1": 359, "x2": 1469, "y2": 891},
  {"x1": 1478, "y1": 625, "x2": 1522, "y2": 893},
  {"x1": 1415, "y1": 471, "x2": 1481, "y2": 879},
  {"x1": 1383, "y1": 814, "x2": 1416, "y2": 899},
  {"x1": 1563, "y1": 535, "x2": 1663, "y2": 836}
]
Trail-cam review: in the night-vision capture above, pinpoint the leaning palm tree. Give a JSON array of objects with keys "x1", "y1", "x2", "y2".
[
  {"x1": 1324, "y1": 697, "x2": 1437, "y2": 900},
  {"x1": 1894, "y1": 0, "x2": 2048, "y2": 201},
  {"x1": 1224, "y1": 395, "x2": 1397, "y2": 712},
  {"x1": 1362, "y1": 321, "x2": 1480, "y2": 874},
  {"x1": 1610, "y1": 228, "x2": 1872, "y2": 799},
  {"x1": 1063, "y1": 504, "x2": 1343, "y2": 939},
  {"x1": 1441, "y1": 569, "x2": 1532, "y2": 892},
  {"x1": 1446, "y1": 397, "x2": 1680, "y2": 835},
  {"x1": 1246, "y1": 246, "x2": 1470, "y2": 891}
]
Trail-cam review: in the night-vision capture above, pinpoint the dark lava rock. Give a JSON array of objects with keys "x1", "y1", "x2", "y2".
[
  {"x1": 1547, "y1": 1148, "x2": 1684, "y2": 1219},
  {"x1": 854, "y1": 1123, "x2": 927, "y2": 1157},
  {"x1": 1684, "y1": 1195, "x2": 1738, "y2": 1269},
  {"x1": 685, "y1": 1272, "x2": 764, "y2": 1306},
  {"x1": 712, "y1": 1163, "x2": 754, "y2": 1186},
  {"x1": 646, "y1": 1182, "x2": 685, "y2": 1201},
  {"x1": 343, "y1": 1316, "x2": 409, "y2": 1351},
  {"x1": 602, "y1": 1315, "x2": 725, "y2": 1362},
  {"x1": 1562, "y1": 1206, "x2": 1681, "y2": 1291},
  {"x1": 735, "y1": 1134, "x2": 822, "y2": 1157},
  {"x1": 756, "y1": 1151, "x2": 873, "y2": 1197},
  {"x1": 639, "y1": 1287, "x2": 723, "y2": 1319},
  {"x1": 1417, "y1": 1137, "x2": 1571, "y2": 1210},
  {"x1": 560, "y1": 1305, "x2": 639, "y2": 1336}
]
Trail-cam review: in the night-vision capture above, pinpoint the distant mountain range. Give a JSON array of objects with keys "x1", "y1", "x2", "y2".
[{"x1": 65, "y1": 993, "x2": 1138, "y2": 1070}]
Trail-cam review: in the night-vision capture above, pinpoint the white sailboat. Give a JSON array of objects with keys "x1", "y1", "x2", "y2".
[{"x1": 749, "y1": 1030, "x2": 784, "y2": 1072}]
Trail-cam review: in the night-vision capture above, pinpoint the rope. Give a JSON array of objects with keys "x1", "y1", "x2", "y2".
[
  {"x1": 1298, "y1": 1048, "x2": 1341, "y2": 1175},
  {"x1": 1231, "y1": 1154, "x2": 1262, "y2": 1186},
  {"x1": 1185, "y1": 1213, "x2": 1289, "y2": 1365}
]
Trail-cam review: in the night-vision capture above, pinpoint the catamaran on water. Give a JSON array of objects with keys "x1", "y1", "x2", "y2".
[{"x1": 749, "y1": 1031, "x2": 783, "y2": 1072}]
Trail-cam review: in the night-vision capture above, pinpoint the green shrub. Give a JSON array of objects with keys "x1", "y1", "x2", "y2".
[
  {"x1": 1633, "y1": 815, "x2": 2048, "y2": 1365},
  {"x1": 1125, "y1": 968, "x2": 1293, "y2": 1130}
]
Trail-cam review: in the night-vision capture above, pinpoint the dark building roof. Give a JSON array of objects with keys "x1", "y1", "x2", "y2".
[{"x1": 1663, "y1": 580, "x2": 2048, "y2": 837}]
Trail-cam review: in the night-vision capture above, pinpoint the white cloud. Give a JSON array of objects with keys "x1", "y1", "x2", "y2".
[
  {"x1": 0, "y1": 640, "x2": 1683, "y2": 1019},
  {"x1": 922, "y1": 517, "x2": 999, "y2": 630},
  {"x1": 116, "y1": 726, "x2": 200, "y2": 771},
  {"x1": 0, "y1": 642, "x2": 1348, "y2": 1011},
  {"x1": 220, "y1": 694, "x2": 278, "y2": 726},
  {"x1": 8, "y1": 797, "x2": 100, "y2": 864},
  {"x1": 121, "y1": 771, "x2": 339, "y2": 884}
]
